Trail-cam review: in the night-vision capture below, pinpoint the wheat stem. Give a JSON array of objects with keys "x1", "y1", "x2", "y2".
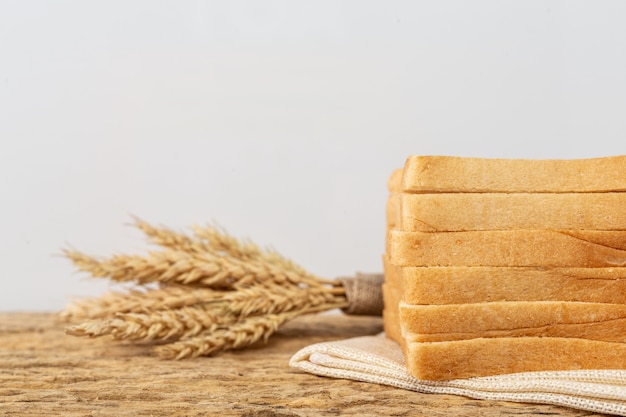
[
  {"x1": 61, "y1": 285, "x2": 224, "y2": 321},
  {"x1": 63, "y1": 218, "x2": 352, "y2": 358},
  {"x1": 66, "y1": 305, "x2": 229, "y2": 341},
  {"x1": 135, "y1": 218, "x2": 335, "y2": 286},
  {"x1": 65, "y1": 283, "x2": 347, "y2": 341},
  {"x1": 65, "y1": 246, "x2": 336, "y2": 290},
  {"x1": 133, "y1": 217, "x2": 211, "y2": 254},
  {"x1": 191, "y1": 224, "x2": 264, "y2": 260},
  {"x1": 157, "y1": 303, "x2": 348, "y2": 359},
  {"x1": 64, "y1": 249, "x2": 269, "y2": 288}
]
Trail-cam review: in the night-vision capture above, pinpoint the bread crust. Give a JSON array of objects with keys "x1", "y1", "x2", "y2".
[
  {"x1": 398, "y1": 266, "x2": 626, "y2": 304},
  {"x1": 388, "y1": 229, "x2": 626, "y2": 267},
  {"x1": 400, "y1": 193, "x2": 626, "y2": 231},
  {"x1": 382, "y1": 284, "x2": 404, "y2": 348},
  {"x1": 402, "y1": 155, "x2": 626, "y2": 193},
  {"x1": 386, "y1": 193, "x2": 400, "y2": 230},
  {"x1": 387, "y1": 168, "x2": 404, "y2": 193},
  {"x1": 400, "y1": 301, "x2": 626, "y2": 342},
  {"x1": 407, "y1": 337, "x2": 626, "y2": 380},
  {"x1": 384, "y1": 157, "x2": 626, "y2": 380}
]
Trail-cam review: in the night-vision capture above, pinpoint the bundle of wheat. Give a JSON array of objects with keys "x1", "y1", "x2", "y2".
[{"x1": 63, "y1": 218, "x2": 382, "y2": 359}]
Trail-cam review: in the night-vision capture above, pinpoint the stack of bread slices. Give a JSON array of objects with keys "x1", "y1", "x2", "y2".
[{"x1": 383, "y1": 155, "x2": 626, "y2": 381}]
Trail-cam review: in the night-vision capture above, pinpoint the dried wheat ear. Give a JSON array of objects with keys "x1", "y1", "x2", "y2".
[{"x1": 63, "y1": 218, "x2": 378, "y2": 359}]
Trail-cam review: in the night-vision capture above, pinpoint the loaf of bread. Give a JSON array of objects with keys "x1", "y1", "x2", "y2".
[
  {"x1": 386, "y1": 169, "x2": 403, "y2": 230},
  {"x1": 383, "y1": 155, "x2": 626, "y2": 380},
  {"x1": 402, "y1": 155, "x2": 626, "y2": 193},
  {"x1": 383, "y1": 170, "x2": 404, "y2": 347},
  {"x1": 406, "y1": 337, "x2": 626, "y2": 380},
  {"x1": 400, "y1": 301, "x2": 626, "y2": 342},
  {"x1": 399, "y1": 193, "x2": 626, "y2": 231},
  {"x1": 382, "y1": 256, "x2": 404, "y2": 347},
  {"x1": 388, "y1": 229, "x2": 626, "y2": 267},
  {"x1": 382, "y1": 283, "x2": 404, "y2": 348},
  {"x1": 387, "y1": 168, "x2": 403, "y2": 193},
  {"x1": 399, "y1": 266, "x2": 626, "y2": 304},
  {"x1": 386, "y1": 194, "x2": 400, "y2": 231}
]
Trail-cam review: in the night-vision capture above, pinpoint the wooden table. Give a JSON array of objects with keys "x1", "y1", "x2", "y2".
[{"x1": 0, "y1": 312, "x2": 608, "y2": 416}]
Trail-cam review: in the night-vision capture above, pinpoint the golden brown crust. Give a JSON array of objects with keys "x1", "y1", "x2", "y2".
[
  {"x1": 388, "y1": 229, "x2": 626, "y2": 267},
  {"x1": 382, "y1": 255, "x2": 404, "y2": 348},
  {"x1": 400, "y1": 193, "x2": 626, "y2": 231},
  {"x1": 399, "y1": 266, "x2": 626, "y2": 304},
  {"x1": 387, "y1": 168, "x2": 404, "y2": 193},
  {"x1": 386, "y1": 193, "x2": 400, "y2": 231},
  {"x1": 406, "y1": 337, "x2": 626, "y2": 380},
  {"x1": 385, "y1": 156, "x2": 626, "y2": 380},
  {"x1": 382, "y1": 284, "x2": 404, "y2": 349},
  {"x1": 400, "y1": 301, "x2": 626, "y2": 342},
  {"x1": 402, "y1": 155, "x2": 626, "y2": 193}
]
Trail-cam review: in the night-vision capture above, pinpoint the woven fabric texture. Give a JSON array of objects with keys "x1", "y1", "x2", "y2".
[
  {"x1": 338, "y1": 273, "x2": 385, "y2": 316},
  {"x1": 290, "y1": 334, "x2": 626, "y2": 415}
]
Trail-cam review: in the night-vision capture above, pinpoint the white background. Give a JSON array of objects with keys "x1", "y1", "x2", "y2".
[{"x1": 1, "y1": 1, "x2": 625, "y2": 311}]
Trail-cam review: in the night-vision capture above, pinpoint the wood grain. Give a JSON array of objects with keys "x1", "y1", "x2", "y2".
[{"x1": 0, "y1": 312, "x2": 609, "y2": 416}]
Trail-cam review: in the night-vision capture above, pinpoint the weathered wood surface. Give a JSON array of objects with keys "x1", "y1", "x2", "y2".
[{"x1": 0, "y1": 312, "x2": 609, "y2": 417}]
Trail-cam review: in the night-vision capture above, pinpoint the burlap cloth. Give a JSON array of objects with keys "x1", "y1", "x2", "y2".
[{"x1": 290, "y1": 333, "x2": 626, "y2": 416}]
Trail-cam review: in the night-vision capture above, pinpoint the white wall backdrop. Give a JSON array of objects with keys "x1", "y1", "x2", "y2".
[{"x1": 1, "y1": 1, "x2": 626, "y2": 311}]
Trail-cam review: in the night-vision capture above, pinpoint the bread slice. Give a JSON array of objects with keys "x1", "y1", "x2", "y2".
[
  {"x1": 382, "y1": 284, "x2": 404, "y2": 348},
  {"x1": 386, "y1": 156, "x2": 626, "y2": 380},
  {"x1": 386, "y1": 169, "x2": 403, "y2": 230},
  {"x1": 382, "y1": 256, "x2": 404, "y2": 346},
  {"x1": 398, "y1": 266, "x2": 626, "y2": 304},
  {"x1": 400, "y1": 301, "x2": 626, "y2": 343},
  {"x1": 401, "y1": 155, "x2": 626, "y2": 193},
  {"x1": 388, "y1": 229, "x2": 626, "y2": 267},
  {"x1": 386, "y1": 193, "x2": 400, "y2": 231},
  {"x1": 406, "y1": 337, "x2": 626, "y2": 380},
  {"x1": 387, "y1": 168, "x2": 403, "y2": 193},
  {"x1": 400, "y1": 192, "x2": 626, "y2": 231}
]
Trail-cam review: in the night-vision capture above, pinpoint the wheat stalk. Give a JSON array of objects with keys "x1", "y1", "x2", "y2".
[
  {"x1": 65, "y1": 283, "x2": 347, "y2": 341},
  {"x1": 66, "y1": 305, "x2": 226, "y2": 341},
  {"x1": 65, "y1": 249, "x2": 271, "y2": 288},
  {"x1": 155, "y1": 313, "x2": 293, "y2": 359},
  {"x1": 133, "y1": 216, "x2": 262, "y2": 260},
  {"x1": 65, "y1": 246, "x2": 333, "y2": 289},
  {"x1": 63, "y1": 281, "x2": 344, "y2": 322},
  {"x1": 135, "y1": 217, "x2": 328, "y2": 284},
  {"x1": 61, "y1": 285, "x2": 216, "y2": 321},
  {"x1": 63, "y1": 219, "x2": 352, "y2": 358},
  {"x1": 190, "y1": 223, "x2": 264, "y2": 261},
  {"x1": 155, "y1": 303, "x2": 347, "y2": 360}
]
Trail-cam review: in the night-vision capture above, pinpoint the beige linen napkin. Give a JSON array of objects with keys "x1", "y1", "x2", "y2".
[{"x1": 290, "y1": 333, "x2": 626, "y2": 416}]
